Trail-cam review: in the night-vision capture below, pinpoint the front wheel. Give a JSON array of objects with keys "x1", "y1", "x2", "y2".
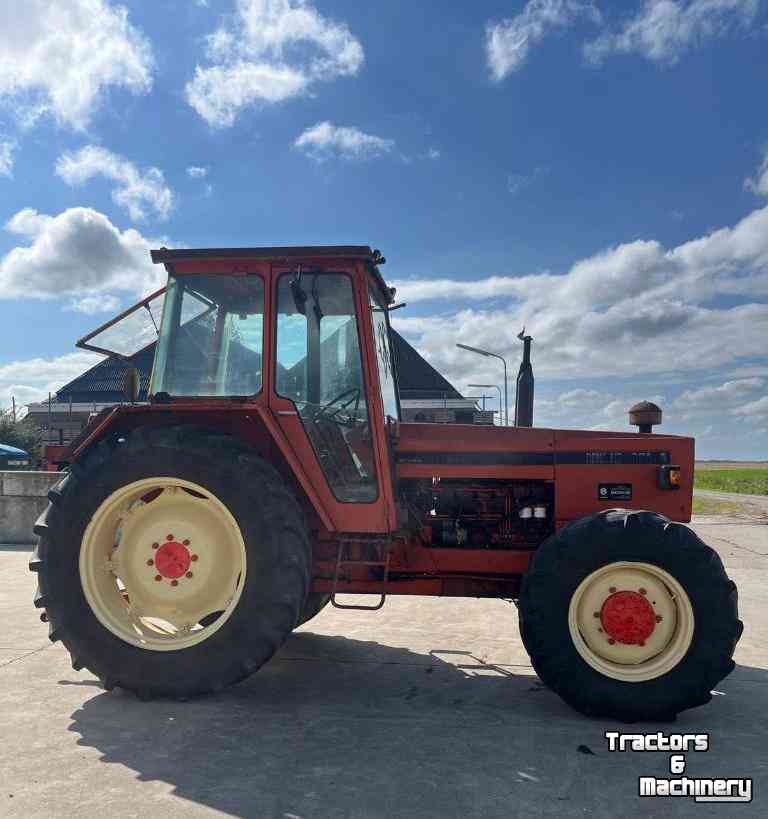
[
  {"x1": 519, "y1": 509, "x2": 742, "y2": 721},
  {"x1": 31, "y1": 425, "x2": 311, "y2": 699}
]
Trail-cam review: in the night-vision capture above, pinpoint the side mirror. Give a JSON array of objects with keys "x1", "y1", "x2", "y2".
[{"x1": 123, "y1": 366, "x2": 141, "y2": 403}]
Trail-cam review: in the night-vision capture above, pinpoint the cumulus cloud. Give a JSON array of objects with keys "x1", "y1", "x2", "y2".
[
  {"x1": 66, "y1": 294, "x2": 122, "y2": 315},
  {"x1": 294, "y1": 121, "x2": 394, "y2": 161},
  {"x1": 0, "y1": 0, "x2": 153, "y2": 130},
  {"x1": 732, "y1": 395, "x2": 768, "y2": 422},
  {"x1": 55, "y1": 146, "x2": 174, "y2": 222},
  {"x1": 390, "y1": 204, "x2": 768, "y2": 390},
  {"x1": 187, "y1": 165, "x2": 209, "y2": 178},
  {"x1": 486, "y1": 0, "x2": 600, "y2": 80},
  {"x1": 0, "y1": 351, "x2": 102, "y2": 409},
  {"x1": 745, "y1": 150, "x2": 768, "y2": 198},
  {"x1": 0, "y1": 206, "x2": 162, "y2": 301},
  {"x1": 0, "y1": 138, "x2": 16, "y2": 177},
  {"x1": 584, "y1": 0, "x2": 758, "y2": 66},
  {"x1": 186, "y1": 0, "x2": 364, "y2": 127}
]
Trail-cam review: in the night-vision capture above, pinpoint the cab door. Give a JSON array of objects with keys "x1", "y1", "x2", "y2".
[{"x1": 268, "y1": 263, "x2": 397, "y2": 533}]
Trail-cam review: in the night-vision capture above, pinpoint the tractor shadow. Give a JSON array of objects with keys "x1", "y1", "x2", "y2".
[{"x1": 67, "y1": 632, "x2": 768, "y2": 818}]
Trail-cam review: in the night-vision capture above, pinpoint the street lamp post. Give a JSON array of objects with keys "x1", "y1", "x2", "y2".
[
  {"x1": 457, "y1": 344, "x2": 509, "y2": 425},
  {"x1": 468, "y1": 384, "x2": 503, "y2": 425}
]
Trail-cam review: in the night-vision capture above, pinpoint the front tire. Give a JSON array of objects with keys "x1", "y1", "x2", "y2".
[
  {"x1": 30, "y1": 425, "x2": 311, "y2": 699},
  {"x1": 519, "y1": 509, "x2": 742, "y2": 721}
]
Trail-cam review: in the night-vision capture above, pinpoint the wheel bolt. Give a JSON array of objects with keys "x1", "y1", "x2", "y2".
[
  {"x1": 609, "y1": 586, "x2": 617, "y2": 593},
  {"x1": 639, "y1": 588, "x2": 647, "y2": 595},
  {"x1": 656, "y1": 615, "x2": 663, "y2": 623},
  {"x1": 147, "y1": 559, "x2": 154, "y2": 566},
  {"x1": 639, "y1": 641, "x2": 645, "y2": 647},
  {"x1": 593, "y1": 611, "x2": 600, "y2": 618},
  {"x1": 152, "y1": 542, "x2": 159, "y2": 549},
  {"x1": 167, "y1": 534, "x2": 174, "y2": 541},
  {"x1": 608, "y1": 638, "x2": 616, "y2": 645},
  {"x1": 183, "y1": 539, "x2": 190, "y2": 546},
  {"x1": 155, "y1": 575, "x2": 162, "y2": 582},
  {"x1": 171, "y1": 579, "x2": 179, "y2": 587},
  {"x1": 186, "y1": 572, "x2": 193, "y2": 579},
  {"x1": 191, "y1": 554, "x2": 198, "y2": 562}
]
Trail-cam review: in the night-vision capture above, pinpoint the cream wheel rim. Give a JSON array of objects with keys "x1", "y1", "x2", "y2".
[
  {"x1": 567, "y1": 561, "x2": 694, "y2": 682},
  {"x1": 80, "y1": 477, "x2": 246, "y2": 651}
]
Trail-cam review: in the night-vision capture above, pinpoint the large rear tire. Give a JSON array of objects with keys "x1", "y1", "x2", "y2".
[
  {"x1": 30, "y1": 425, "x2": 311, "y2": 699},
  {"x1": 519, "y1": 509, "x2": 742, "y2": 721},
  {"x1": 297, "y1": 593, "x2": 331, "y2": 627}
]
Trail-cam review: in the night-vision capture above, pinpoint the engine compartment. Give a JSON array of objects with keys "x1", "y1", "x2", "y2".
[{"x1": 402, "y1": 478, "x2": 554, "y2": 550}]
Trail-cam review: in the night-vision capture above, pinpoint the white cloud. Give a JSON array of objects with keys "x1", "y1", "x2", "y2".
[
  {"x1": 486, "y1": 0, "x2": 600, "y2": 81},
  {"x1": 187, "y1": 165, "x2": 209, "y2": 178},
  {"x1": 186, "y1": 0, "x2": 364, "y2": 127},
  {"x1": 0, "y1": 207, "x2": 163, "y2": 301},
  {"x1": 0, "y1": 138, "x2": 16, "y2": 177},
  {"x1": 66, "y1": 294, "x2": 122, "y2": 315},
  {"x1": 426, "y1": 147, "x2": 441, "y2": 161},
  {"x1": 390, "y1": 203, "x2": 768, "y2": 389},
  {"x1": 294, "y1": 121, "x2": 394, "y2": 161},
  {"x1": 745, "y1": 150, "x2": 768, "y2": 198},
  {"x1": 584, "y1": 0, "x2": 758, "y2": 65},
  {"x1": 55, "y1": 146, "x2": 174, "y2": 222},
  {"x1": 0, "y1": 0, "x2": 153, "y2": 130},
  {"x1": 732, "y1": 395, "x2": 768, "y2": 422},
  {"x1": 0, "y1": 351, "x2": 102, "y2": 410}
]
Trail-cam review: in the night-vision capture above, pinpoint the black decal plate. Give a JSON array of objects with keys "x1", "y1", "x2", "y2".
[{"x1": 598, "y1": 483, "x2": 632, "y2": 501}]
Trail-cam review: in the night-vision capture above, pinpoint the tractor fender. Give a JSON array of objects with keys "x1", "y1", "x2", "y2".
[{"x1": 64, "y1": 403, "x2": 334, "y2": 532}]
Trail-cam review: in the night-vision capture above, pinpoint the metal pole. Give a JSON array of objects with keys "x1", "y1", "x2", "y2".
[{"x1": 457, "y1": 345, "x2": 508, "y2": 424}]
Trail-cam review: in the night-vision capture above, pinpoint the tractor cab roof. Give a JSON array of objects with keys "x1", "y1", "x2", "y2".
[{"x1": 150, "y1": 245, "x2": 392, "y2": 304}]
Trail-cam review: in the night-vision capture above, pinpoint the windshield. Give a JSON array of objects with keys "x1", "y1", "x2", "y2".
[
  {"x1": 151, "y1": 274, "x2": 264, "y2": 397},
  {"x1": 276, "y1": 272, "x2": 377, "y2": 502}
]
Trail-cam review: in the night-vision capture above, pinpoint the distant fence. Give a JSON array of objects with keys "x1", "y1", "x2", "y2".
[{"x1": 0, "y1": 471, "x2": 61, "y2": 545}]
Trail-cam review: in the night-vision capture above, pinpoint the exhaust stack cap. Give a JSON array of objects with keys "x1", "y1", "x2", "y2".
[{"x1": 629, "y1": 401, "x2": 662, "y2": 434}]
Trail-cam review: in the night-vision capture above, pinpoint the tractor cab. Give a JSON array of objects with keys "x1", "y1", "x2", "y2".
[{"x1": 77, "y1": 246, "x2": 402, "y2": 528}]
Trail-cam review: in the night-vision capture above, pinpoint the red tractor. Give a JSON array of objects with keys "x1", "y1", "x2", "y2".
[{"x1": 30, "y1": 246, "x2": 742, "y2": 720}]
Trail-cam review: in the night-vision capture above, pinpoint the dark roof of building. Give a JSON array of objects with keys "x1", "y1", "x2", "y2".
[
  {"x1": 389, "y1": 330, "x2": 463, "y2": 400},
  {"x1": 55, "y1": 329, "x2": 463, "y2": 403}
]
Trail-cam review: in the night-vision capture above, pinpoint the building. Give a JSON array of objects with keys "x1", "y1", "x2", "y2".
[{"x1": 25, "y1": 329, "x2": 493, "y2": 449}]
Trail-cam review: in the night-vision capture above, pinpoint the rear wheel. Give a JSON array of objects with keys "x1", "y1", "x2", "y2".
[
  {"x1": 297, "y1": 593, "x2": 331, "y2": 627},
  {"x1": 519, "y1": 509, "x2": 742, "y2": 721},
  {"x1": 30, "y1": 425, "x2": 310, "y2": 699}
]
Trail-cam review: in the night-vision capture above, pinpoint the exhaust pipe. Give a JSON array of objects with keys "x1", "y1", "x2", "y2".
[{"x1": 514, "y1": 329, "x2": 534, "y2": 427}]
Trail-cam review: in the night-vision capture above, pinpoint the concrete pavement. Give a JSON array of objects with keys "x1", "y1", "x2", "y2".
[{"x1": 1, "y1": 515, "x2": 766, "y2": 818}]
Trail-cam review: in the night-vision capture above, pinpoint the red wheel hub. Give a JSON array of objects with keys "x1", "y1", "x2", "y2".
[
  {"x1": 154, "y1": 541, "x2": 191, "y2": 579},
  {"x1": 600, "y1": 591, "x2": 656, "y2": 645}
]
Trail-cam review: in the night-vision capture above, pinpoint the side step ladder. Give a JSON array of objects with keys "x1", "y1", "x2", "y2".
[{"x1": 330, "y1": 539, "x2": 390, "y2": 611}]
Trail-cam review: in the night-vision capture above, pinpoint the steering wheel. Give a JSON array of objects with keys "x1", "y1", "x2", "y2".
[{"x1": 312, "y1": 387, "x2": 361, "y2": 426}]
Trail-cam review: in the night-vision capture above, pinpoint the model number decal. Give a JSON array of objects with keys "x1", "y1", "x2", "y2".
[{"x1": 598, "y1": 483, "x2": 632, "y2": 501}]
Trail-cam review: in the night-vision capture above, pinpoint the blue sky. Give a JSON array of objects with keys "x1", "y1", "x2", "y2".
[{"x1": 1, "y1": 0, "x2": 767, "y2": 458}]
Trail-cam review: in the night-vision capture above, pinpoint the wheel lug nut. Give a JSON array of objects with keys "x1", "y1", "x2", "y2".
[
  {"x1": 608, "y1": 638, "x2": 616, "y2": 645},
  {"x1": 639, "y1": 641, "x2": 645, "y2": 647},
  {"x1": 183, "y1": 539, "x2": 190, "y2": 546},
  {"x1": 171, "y1": 579, "x2": 179, "y2": 587},
  {"x1": 639, "y1": 588, "x2": 647, "y2": 595},
  {"x1": 655, "y1": 615, "x2": 663, "y2": 623},
  {"x1": 191, "y1": 554, "x2": 198, "y2": 562},
  {"x1": 147, "y1": 559, "x2": 154, "y2": 566},
  {"x1": 609, "y1": 587, "x2": 617, "y2": 593},
  {"x1": 167, "y1": 534, "x2": 174, "y2": 541},
  {"x1": 593, "y1": 611, "x2": 600, "y2": 618},
  {"x1": 152, "y1": 542, "x2": 159, "y2": 549},
  {"x1": 154, "y1": 575, "x2": 162, "y2": 582},
  {"x1": 186, "y1": 572, "x2": 193, "y2": 579}
]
